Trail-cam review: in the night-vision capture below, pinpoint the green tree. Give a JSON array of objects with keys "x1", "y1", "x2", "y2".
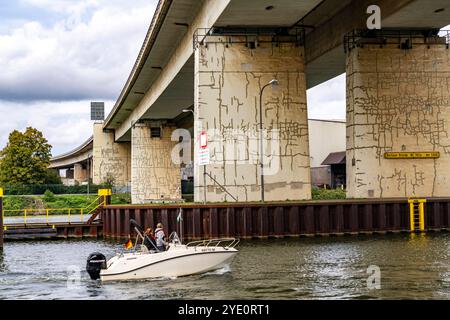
[
  {"x1": 0, "y1": 127, "x2": 52, "y2": 185},
  {"x1": 44, "y1": 169, "x2": 62, "y2": 185}
]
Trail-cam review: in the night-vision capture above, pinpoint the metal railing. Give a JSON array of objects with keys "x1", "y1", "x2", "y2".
[
  {"x1": 2, "y1": 196, "x2": 105, "y2": 226},
  {"x1": 204, "y1": 172, "x2": 238, "y2": 202},
  {"x1": 194, "y1": 27, "x2": 305, "y2": 49},
  {"x1": 344, "y1": 29, "x2": 450, "y2": 53},
  {"x1": 185, "y1": 238, "x2": 240, "y2": 249}
]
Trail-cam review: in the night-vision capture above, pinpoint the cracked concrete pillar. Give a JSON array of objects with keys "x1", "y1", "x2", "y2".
[
  {"x1": 92, "y1": 123, "x2": 131, "y2": 187},
  {"x1": 346, "y1": 38, "x2": 450, "y2": 198},
  {"x1": 194, "y1": 35, "x2": 311, "y2": 202},
  {"x1": 131, "y1": 122, "x2": 181, "y2": 204},
  {"x1": 74, "y1": 163, "x2": 87, "y2": 183}
]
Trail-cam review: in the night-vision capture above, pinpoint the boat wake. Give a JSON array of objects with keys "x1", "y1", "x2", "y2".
[{"x1": 202, "y1": 265, "x2": 231, "y2": 276}]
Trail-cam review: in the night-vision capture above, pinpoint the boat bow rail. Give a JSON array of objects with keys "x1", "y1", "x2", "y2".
[{"x1": 185, "y1": 238, "x2": 240, "y2": 250}]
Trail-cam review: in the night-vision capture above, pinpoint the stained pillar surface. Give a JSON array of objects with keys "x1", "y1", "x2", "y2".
[
  {"x1": 194, "y1": 36, "x2": 311, "y2": 202},
  {"x1": 346, "y1": 41, "x2": 450, "y2": 198},
  {"x1": 131, "y1": 123, "x2": 181, "y2": 204},
  {"x1": 92, "y1": 123, "x2": 131, "y2": 187}
]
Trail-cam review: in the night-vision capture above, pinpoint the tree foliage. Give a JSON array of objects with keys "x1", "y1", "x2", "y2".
[{"x1": 0, "y1": 127, "x2": 52, "y2": 185}]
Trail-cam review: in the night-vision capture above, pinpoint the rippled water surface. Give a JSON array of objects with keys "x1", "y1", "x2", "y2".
[{"x1": 0, "y1": 233, "x2": 449, "y2": 299}]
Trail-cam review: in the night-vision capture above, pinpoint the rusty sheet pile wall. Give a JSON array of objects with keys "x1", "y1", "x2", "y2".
[{"x1": 103, "y1": 199, "x2": 450, "y2": 240}]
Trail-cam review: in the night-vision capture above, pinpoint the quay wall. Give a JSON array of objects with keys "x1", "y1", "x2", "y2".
[{"x1": 102, "y1": 198, "x2": 450, "y2": 240}]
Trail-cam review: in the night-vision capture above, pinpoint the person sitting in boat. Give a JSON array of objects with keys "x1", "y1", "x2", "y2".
[
  {"x1": 155, "y1": 223, "x2": 166, "y2": 252},
  {"x1": 143, "y1": 227, "x2": 157, "y2": 252}
]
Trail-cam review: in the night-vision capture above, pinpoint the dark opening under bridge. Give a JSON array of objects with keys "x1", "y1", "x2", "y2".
[{"x1": 1, "y1": 189, "x2": 450, "y2": 247}]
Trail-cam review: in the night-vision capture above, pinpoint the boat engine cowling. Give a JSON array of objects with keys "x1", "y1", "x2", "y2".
[{"x1": 86, "y1": 252, "x2": 107, "y2": 280}]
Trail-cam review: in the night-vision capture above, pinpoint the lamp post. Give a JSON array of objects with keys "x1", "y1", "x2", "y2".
[
  {"x1": 182, "y1": 109, "x2": 206, "y2": 203},
  {"x1": 259, "y1": 79, "x2": 278, "y2": 202},
  {"x1": 182, "y1": 109, "x2": 194, "y2": 116}
]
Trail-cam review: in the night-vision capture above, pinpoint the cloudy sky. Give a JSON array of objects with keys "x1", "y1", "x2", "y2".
[{"x1": 0, "y1": 0, "x2": 347, "y2": 156}]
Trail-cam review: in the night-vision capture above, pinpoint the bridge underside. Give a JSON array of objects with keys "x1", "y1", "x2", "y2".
[{"x1": 52, "y1": 0, "x2": 450, "y2": 203}]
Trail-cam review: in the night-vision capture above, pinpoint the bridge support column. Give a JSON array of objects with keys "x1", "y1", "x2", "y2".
[
  {"x1": 92, "y1": 123, "x2": 131, "y2": 187},
  {"x1": 194, "y1": 34, "x2": 311, "y2": 202},
  {"x1": 346, "y1": 37, "x2": 450, "y2": 198},
  {"x1": 74, "y1": 163, "x2": 87, "y2": 183},
  {"x1": 131, "y1": 122, "x2": 181, "y2": 204}
]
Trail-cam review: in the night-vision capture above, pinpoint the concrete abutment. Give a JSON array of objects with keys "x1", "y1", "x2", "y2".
[{"x1": 194, "y1": 35, "x2": 312, "y2": 202}]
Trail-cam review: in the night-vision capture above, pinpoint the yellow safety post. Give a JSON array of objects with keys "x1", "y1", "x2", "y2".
[
  {"x1": 419, "y1": 200, "x2": 426, "y2": 231},
  {"x1": 98, "y1": 189, "x2": 112, "y2": 197},
  {"x1": 409, "y1": 200, "x2": 415, "y2": 232},
  {"x1": 46, "y1": 209, "x2": 49, "y2": 225},
  {"x1": 81, "y1": 208, "x2": 84, "y2": 223},
  {"x1": 68, "y1": 209, "x2": 71, "y2": 224},
  {"x1": 24, "y1": 209, "x2": 27, "y2": 225},
  {"x1": 408, "y1": 198, "x2": 426, "y2": 232}
]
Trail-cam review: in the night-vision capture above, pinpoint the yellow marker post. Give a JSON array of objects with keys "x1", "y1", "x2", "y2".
[
  {"x1": 419, "y1": 201, "x2": 426, "y2": 231},
  {"x1": 81, "y1": 208, "x2": 84, "y2": 223},
  {"x1": 408, "y1": 198, "x2": 426, "y2": 232},
  {"x1": 409, "y1": 200, "x2": 415, "y2": 232},
  {"x1": 98, "y1": 189, "x2": 112, "y2": 197},
  {"x1": 68, "y1": 209, "x2": 71, "y2": 224},
  {"x1": 24, "y1": 209, "x2": 27, "y2": 225},
  {"x1": 46, "y1": 209, "x2": 49, "y2": 225}
]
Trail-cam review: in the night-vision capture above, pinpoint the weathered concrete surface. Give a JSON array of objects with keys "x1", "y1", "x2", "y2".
[
  {"x1": 194, "y1": 37, "x2": 311, "y2": 202},
  {"x1": 131, "y1": 123, "x2": 181, "y2": 204},
  {"x1": 92, "y1": 123, "x2": 131, "y2": 186},
  {"x1": 110, "y1": 0, "x2": 231, "y2": 140},
  {"x1": 73, "y1": 163, "x2": 88, "y2": 182},
  {"x1": 346, "y1": 41, "x2": 450, "y2": 198}
]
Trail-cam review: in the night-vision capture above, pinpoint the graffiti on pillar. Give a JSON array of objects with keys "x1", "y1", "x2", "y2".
[
  {"x1": 131, "y1": 125, "x2": 181, "y2": 204},
  {"x1": 92, "y1": 125, "x2": 131, "y2": 187},
  {"x1": 347, "y1": 44, "x2": 450, "y2": 198},
  {"x1": 194, "y1": 39, "x2": 311, "y2": 202}
]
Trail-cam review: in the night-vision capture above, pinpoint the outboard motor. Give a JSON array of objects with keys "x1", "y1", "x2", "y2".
[{"x1": 86, "y1": 252, "x2": 107, "y2": 280}]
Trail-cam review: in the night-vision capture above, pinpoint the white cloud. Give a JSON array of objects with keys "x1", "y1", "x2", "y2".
[
  {"x1": 0, "y1": 0, "x2": 157, "y2": 156},
  {"x1": 0, "y1": 0, "x2": 157, "y2": 101},
  {"x1": 307, "y1": 73, "x2": 346, "y2": 121},
  {"x1": 0, "y1": 99, "x2": 115, "y2": 156}
]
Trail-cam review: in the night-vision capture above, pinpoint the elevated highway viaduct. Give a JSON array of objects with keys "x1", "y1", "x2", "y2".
[
  {"x1": 54, "y1": 0, "x2": 450, "y2": 203},
  {"x1": 49, "y1": 136, "x2": 93, "y2": 185}
]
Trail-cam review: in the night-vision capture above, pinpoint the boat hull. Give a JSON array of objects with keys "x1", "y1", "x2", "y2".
[{"x1": 100, "y1": 248, "x2": 237, "y2": 281}]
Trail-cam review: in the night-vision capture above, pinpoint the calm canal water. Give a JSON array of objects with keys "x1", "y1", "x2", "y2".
[{"x1": 0, "y1": 233, "x2": 449, "y2": 300}]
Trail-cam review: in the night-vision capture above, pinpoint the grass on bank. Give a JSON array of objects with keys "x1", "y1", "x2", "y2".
[
  {"x1": 2, "y1": 188, "x2": 346, "y2": 216},
  {"x1": 2, "y1": 192, "x2": 131, "y2": 216}
]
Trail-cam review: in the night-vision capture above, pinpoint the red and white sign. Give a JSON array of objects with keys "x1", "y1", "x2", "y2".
[
  {"x1": 198, "y1": 130, "x2": 210, "y2": 166},
  {"x1": 200, "y1": 130, "x2": 208, "y2": 149}
]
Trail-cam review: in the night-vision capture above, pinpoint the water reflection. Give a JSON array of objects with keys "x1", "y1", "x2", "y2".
[{"x1": 0, "y1": 234, "x2": 449, "y2": 300}]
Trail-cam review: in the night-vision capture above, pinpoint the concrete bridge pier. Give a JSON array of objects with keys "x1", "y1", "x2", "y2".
[
  {"x1": 194, "y1": 32, "x2": 312, "y2": 202},
  {"x1": 74, "y1": 163, "x2": 88, "y2": 182},
  {"x1": 92, "y1": 123, "x2": 131, "y2": 187},
  {"x1": 346, "y1": 32, "x2": 450, "y2": 198},
  {"x1": 131, "y1": 122, "x2": 181, "y2": 204}
]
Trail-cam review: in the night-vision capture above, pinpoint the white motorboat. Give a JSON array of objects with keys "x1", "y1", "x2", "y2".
[{"x1": 86, "y1": 219, "x2": 239, "y2": 281}]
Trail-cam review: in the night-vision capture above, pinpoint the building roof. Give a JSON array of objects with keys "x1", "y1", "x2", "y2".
[{"x1": 321, "y1": 151, "x2": 346, "y2": 165}]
